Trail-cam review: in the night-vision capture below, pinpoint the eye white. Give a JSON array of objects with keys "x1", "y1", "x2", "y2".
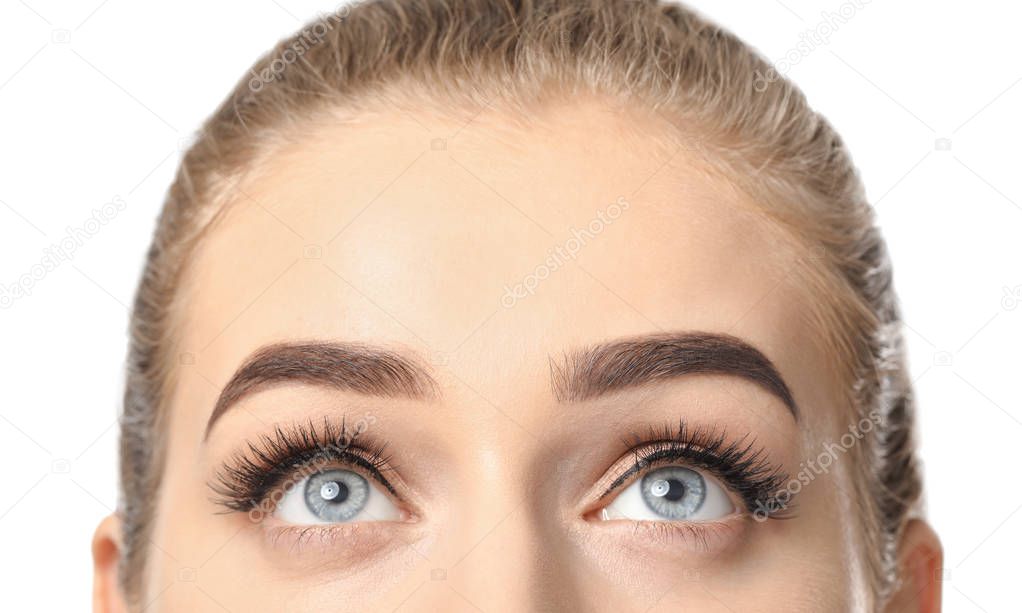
[
  {"x1": 601, "y1": 465, "x2": 736, "y2": 522},
  {"x1": 275, "y1": 468, "x2": 400, "y2": 524}
]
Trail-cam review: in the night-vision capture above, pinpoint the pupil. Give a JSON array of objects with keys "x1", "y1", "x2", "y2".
[
  {"x1": 662, "y1": 478, "x2": 686, "y2": 502},
  {"x1": 319, "y1": 481, "x2": 348, "y2": 502}
]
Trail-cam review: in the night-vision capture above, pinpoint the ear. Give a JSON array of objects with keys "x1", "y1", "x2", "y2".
[
  {"x1": 884, "y1": 518, "x2": 943, "y2": 613},
  {"x1": 92, "y1": 514, "x2": 129, "y2": 613}
]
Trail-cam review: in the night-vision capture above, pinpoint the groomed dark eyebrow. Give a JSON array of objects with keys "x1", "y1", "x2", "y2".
[
  {"x1": 549, "y1": 332, "x2": 798, "y2": 420},
  {"x1": 205, "y1": 341, "x2": 438, "y2": 438}
]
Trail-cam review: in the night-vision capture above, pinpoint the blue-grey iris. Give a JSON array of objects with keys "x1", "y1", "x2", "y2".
[
  {"x1": 640, "y1": 466, "x2": 706, "y2": 519},
  {"x1": 303, "y1": 469, "x2": 369, "y2": 522}
]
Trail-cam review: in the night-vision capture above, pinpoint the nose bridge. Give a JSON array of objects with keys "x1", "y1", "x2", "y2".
[
  {"x1": 411, "y1": 415, "x2": 587, "y2": 613},
  {"x1": 444, "y1": 496, "x2": 584, "y2": 612}
]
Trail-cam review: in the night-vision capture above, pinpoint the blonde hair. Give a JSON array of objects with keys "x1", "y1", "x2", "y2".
[{"x1": 121, "y1": 0, "x2": 920, "y2": 606}]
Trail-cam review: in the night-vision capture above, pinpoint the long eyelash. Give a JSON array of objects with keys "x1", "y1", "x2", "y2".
[
  {"x1": 209, "y1": 417, "x2": 394, "y2": 514},
  {"x1": 604, "y1": 420, "x2": 796, "y2": 520}
]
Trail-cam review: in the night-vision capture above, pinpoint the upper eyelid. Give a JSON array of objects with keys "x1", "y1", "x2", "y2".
[
  {"x1": 209, "y1": 420, "x2": 400, "y2": 511},
  {"x1": 287, "y1": 447, "x2": 400, "y2": 496},
  {"x1": 597, "y1": 444, "x2": 722, "y2": 500},
  {"x1": 594, "y1": 439, "x2": 789, "y2": 515},
  {"x1": 211, "y1": 447, "x2": 399, "y2": 515}
]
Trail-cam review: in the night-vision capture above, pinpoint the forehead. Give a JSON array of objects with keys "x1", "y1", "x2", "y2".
[{"x1": 176, "y1": 100, "x2": 834, "y2": 423}]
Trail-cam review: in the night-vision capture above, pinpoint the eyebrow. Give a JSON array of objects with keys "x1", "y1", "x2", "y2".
[
  {"x1": 206, "y1": 332, "x2": 796, "y2": 437},
  {"x1": 205, "y1": 341, "x2": 438, "y2": 437},
  {"x1": 549, "y1": 332, "x2": 798, "y2": 419}
]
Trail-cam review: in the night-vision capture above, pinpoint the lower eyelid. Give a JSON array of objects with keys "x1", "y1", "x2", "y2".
[
  {"x1": 588, "y1": 514, "x2": 749, "y2": 555},
  {"x1": 264, "y1": 522, "x2": 383, "y2": 551},
  {"x1": 256, "y1": 522, "x2": 427, "y2": 571}
]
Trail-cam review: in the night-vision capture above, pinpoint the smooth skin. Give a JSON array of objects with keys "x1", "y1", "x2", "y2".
[{"x1": 93, "y1": 98, "x2": 941, "y2": 612}]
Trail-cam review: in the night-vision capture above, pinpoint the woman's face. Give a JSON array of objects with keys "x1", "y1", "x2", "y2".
[{"x1": 145, "y1": 100, "x2": 867, "y2": 611}]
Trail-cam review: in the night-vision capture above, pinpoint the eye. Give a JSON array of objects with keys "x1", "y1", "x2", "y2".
[
  {"x1": 600, "y1": 465, "x2": 737, "y2": 522},
  {"x1": 275, "y1": 468, "x2": 400, "y2": 524}
]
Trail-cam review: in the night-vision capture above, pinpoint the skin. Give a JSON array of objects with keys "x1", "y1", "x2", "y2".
[{"x1": 93, "y1": 97, "x2": 942, "y2": 611}]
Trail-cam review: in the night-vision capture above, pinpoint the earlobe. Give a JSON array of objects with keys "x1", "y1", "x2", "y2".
[
  {"x1": 92, "y1": 514, "x2": 128, "y2": 613},
  {"x1": 884, "y1": 518, "x2": 943, "y2": 613}
]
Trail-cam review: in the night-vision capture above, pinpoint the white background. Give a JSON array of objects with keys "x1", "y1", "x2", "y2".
[{"x1": 1, "y1": 1, "x2": 1019, "y2": 610}]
